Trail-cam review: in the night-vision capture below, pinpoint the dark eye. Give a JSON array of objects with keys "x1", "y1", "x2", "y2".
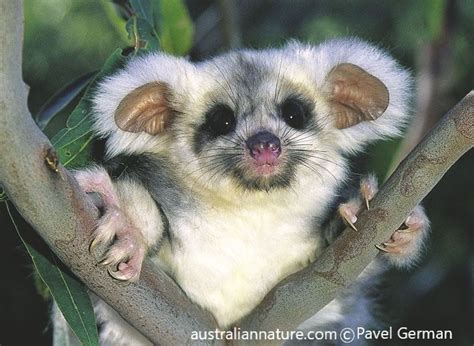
[
  {"x1": 280, "y1": 98, "x2": 309, "y2": 129},
  {"x1": 203, "y1": 104, "x2": 236, "y2": 138}
]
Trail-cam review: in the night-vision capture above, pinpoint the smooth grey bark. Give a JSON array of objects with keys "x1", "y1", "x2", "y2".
[{"x1": 1, "y1": 1, "x2": 472, "y2": 344}]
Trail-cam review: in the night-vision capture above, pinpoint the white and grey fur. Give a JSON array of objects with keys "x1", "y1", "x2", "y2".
[{"x1": 55, "y1": 38, "x2": 427, "y2": 345}]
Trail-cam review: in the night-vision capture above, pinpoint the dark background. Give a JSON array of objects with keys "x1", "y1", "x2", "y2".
[{"x1": 1, "y1": 0, "x2": 473, "y2": 345}]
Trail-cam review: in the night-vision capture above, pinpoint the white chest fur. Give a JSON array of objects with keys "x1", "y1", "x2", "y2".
[{"x1": 156, "y1": 172, "x2": 342, "y2": 328}]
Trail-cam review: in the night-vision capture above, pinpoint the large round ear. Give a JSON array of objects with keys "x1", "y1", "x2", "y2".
[
  {"x1": 323, "y1": 63, "x2": 389, "y2": 129},
  {"x1": 114, "y1": 82, "x2": 174, "y2": 135}
]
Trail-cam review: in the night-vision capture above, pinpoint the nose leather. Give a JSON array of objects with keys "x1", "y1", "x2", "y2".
[{"x1": 246, "y1": 131, "x2": 281, "y2": 159}]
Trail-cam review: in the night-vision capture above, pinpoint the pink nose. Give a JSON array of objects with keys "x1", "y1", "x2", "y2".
[{"x1": 246, "y1": 131, "x2": 281, "y2": 163}]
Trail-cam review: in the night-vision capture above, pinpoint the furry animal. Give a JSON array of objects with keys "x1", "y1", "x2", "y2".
[{"x1": 56, "y1": 38, "x2": 429, "y2": 345}]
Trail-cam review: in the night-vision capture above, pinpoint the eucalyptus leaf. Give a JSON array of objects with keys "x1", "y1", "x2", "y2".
[
  {"x1": 6, "y1": 202, "x2": 99, "y2": 346},
  {"x1": 126, "y1": 0, "x2": 161, "y2": 52},
  {"x1": 126, "y1": 16, "x2": 160, "y2": 52},
  {"x1": 130, "y1": 0, "x2": 154, "y2": 26},
  {"x1": 156, "y1": 0, "x2": 194, "y2": 55},
  {"x1": 36, "y1": 71, "x2": 97, "y2": 130},
  {"x1": 0, "y1": 186, "x2": 7, "y2": 202},
  {"x1": 51, "y1": 49, "x2": 125, "y2": 168},
  {"x1": 100, "y1": 0, "x2": 131, "y2": 43}
]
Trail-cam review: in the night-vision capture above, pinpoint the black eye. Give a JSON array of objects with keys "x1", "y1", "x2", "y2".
[
  {"x1": 280, "y1": 98, "x2": 309, "y2": 129},
  {"x1": 203, "y1": 104, "x2": 236, "y2": 138}
]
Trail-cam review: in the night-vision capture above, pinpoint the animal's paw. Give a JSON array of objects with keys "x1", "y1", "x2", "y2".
[
  {"x1": 74, "y1": 168, "x2": 119, "y2": 208},
  {"x1": 90, "y1": 207, "x2": 146, "y2": 282},
  {"x1": 376, "y1": 205, "x2": 429, "y2": 268},
  {"x1": 338, "y1": 174, "x2": 379, "y2": 231},
  {"x1": 338, "y1": 174, "x2": 429, "y2": 268},
  {"x1": 75, "y1": 168, "x2": 146, "y2": 282}
]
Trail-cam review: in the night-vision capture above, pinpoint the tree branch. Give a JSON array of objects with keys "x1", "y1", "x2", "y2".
[
  {"x1": 1, "y1": 1, "x2": 472, "y2": 344},
  {"x1": 0, "y1": 2, "x2": 217, "y2": 344},
  {"x1": 239, "y1": 91, "x2": 473, "y2": 333}
]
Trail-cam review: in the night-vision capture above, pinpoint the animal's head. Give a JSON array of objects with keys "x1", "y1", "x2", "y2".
[{"x1": 94, "y1": 39, "x2": 411, "y2": 192}]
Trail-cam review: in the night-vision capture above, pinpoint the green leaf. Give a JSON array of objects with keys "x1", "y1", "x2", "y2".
[
  {"x1": 425, "y1": 0, "x2": 446, "y2": 40},
  {"x1": 0, "y1": 186, "x2": 7, "y2": 202},
  {"x1": 126, "y1": 0, "x2": 161, "y2": 52},
  {"x1": 50, "y1": 49, "x2": 125, "y2": 169},
  {"x1": 126, "y1": 16, "x2": 160, "y2": 52},
  {"x1": 99, "y1": 0, "x2": 131, "y2": 44},
  {"x1": 35, "y1": 71, "x2": 97, "y2": 130},
  {"x1": 6, "y1": 202, "x2": 99, "y2": 346},
  {"x1": 156, "y1": 0, "x2": 194, "y2": 55},
  {"x1": 130, "y1": 0, "x2": 154, "y2": 26}
]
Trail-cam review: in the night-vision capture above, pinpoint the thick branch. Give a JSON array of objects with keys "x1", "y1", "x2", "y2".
[
  {"x1": 0, "y1": 2, "x2": 217, "y2": 344},
  {"x1": 239, "y1": 91, "x2": 474, "y2": 333}
]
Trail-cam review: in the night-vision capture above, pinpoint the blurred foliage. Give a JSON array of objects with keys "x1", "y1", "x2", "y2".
[
  {"x1": 158, "y1": 0, "x2": 194, "y2": 54},
  {"x1": 23, "y1": 0, "x2": 127, "y2": 115},
  {"x1": 0, "y1": 0, "x2": 471, "y2": 345}
]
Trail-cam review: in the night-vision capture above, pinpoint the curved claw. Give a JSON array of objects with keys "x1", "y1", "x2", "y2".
[
  {"x1": 98, "y1": 257, "x2": 114, "y2": 267},
  {"x1": 88, "y1": 209, "x2": 126, "y2": 256},
  {"x1": 107, "y1": 262, "x2": 141, "y2": 282},
  {"x1": 375, "y1": 244, "x2": 389, "y2": 253},
  {"x1": 364, "y1": 196, "x2": 370, "y2": 210},
  {"x1": 339, "y1": 203, "x2": 359, "y2": 231},
  {"x1": 395, "y1": 228, "x2": 415, "y2": 234},
  {"x1": 347, "y1": 220, "x2": 358, "y2": 232},
  {"x1": 99, "y1": 246, "x2": 130, "y2": 267},
  {"x1": 107, "y1": 268, "x2": 133, "y2": 282},
  {"x1": 360, "y1": 174, "x2": 378, "y2": 210},
  {"x1": 89, "y1": 237, "x2": 101, "y2": 254}
]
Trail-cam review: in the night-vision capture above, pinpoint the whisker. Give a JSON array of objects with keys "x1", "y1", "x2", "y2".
[
  {"x1": 219, "y1": 136, "x2": 243, "y2": 147},
  {"x1": 291, "y1": 157, "x2": 323, "y2": 182},
  {"x1": 273, "y1": 54, "x2": 284, "y2": 102},
  {"x1": 290, "y1": 155, "x2": 339, "y2": 182},
  {"x1": 208, "y1": 61, "x2": 239, "y2": 109}
]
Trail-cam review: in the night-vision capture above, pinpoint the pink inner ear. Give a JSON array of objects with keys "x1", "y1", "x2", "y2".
[
  {"x1": 324, "y1": 63, "x2": 389, "y2": 129},
  {"x1": 114, "y1": 82, "x2": 174, "y2": 135}
]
